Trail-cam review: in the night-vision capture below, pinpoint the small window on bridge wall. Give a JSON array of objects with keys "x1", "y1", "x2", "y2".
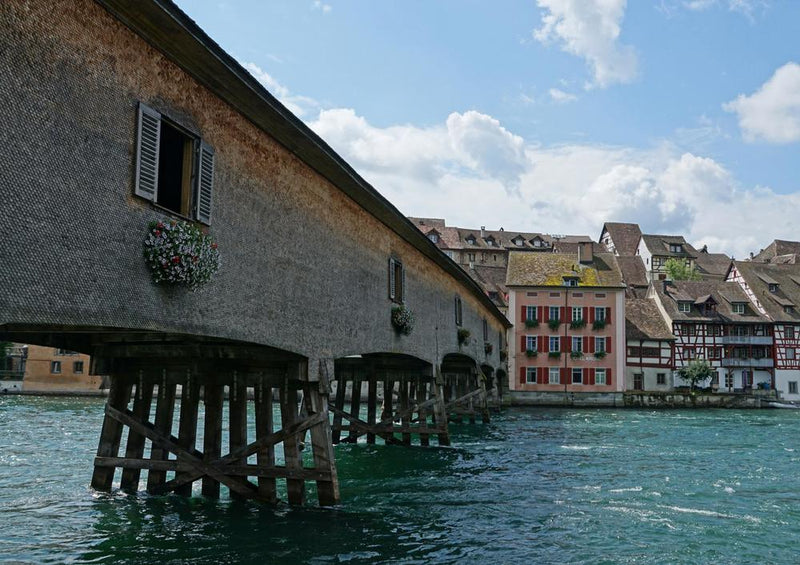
[
  {"x1": 389, "y1": 258, "x2": 405, "y2": 304},
  {"x1": 134, "y1": 102, "x2": 214, "y2": 224},
  {"x1": 455, "y1": 296, "x2": 463, "y2": 326},
  {"x1": 483, "y1": 318, "x2": 488, "y2": 342}
]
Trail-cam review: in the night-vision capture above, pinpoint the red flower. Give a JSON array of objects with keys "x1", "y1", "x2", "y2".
[
  {"x1": 157, "y1": 222, "x2": 164, "y2": 229},
  {"x1": 172, "y1": 256, "x2": 180, "y2": 264},
  {"x1": 154, "y1": 230, "x2": 161, "y2": 236},
  {"x1": 211, "y1": 243, "x2": 218, "y2": 249}
]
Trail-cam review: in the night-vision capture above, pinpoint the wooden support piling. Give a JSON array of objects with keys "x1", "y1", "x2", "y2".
[
  {"x1": 202, "y1": 382, "x2": 224, "y2": 498},
  {"x1": 254, "y1": 379, "x2": 277, "y2": 503},
  {"x1": 120, "y1": 376, "x2": 155, "y2": 491},
  {"x1": 175, "y1": 372, "x2": 200, "y2": 497},
  {"x1": 91, "y1": 376, "x2": 132, "y2": 491},
  {"x1": 146, "y1": 372, "x2": 177, "y2": 493}
]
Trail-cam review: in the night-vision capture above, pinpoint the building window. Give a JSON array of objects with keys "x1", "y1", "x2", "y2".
[
  {"x1": 595, "y1": 337, "x2": 606, "y2": 354},
  {"x1": 652, "y1": 257, "x2": 662, "y2": 268},
  {"x1": 51, "y1": 361, "x2": 61, "y2": 374},
  {"x1": 526, "y1": 368, "x2": 536, "y2": 384},
  {"x1": 483, "y1": 319, "x2": 488, "y2": 342},
  {"x1": 564, "y1": 278, "x2": 578, "y2": 287},
  {"x1": 571, "y1": 368, "x2": 583, "y2": 384},
  {"x1": 725, "y1": 373, "x2": 734, "y2": 388},
  {"x1": 526, "y1": 336, "x2": 537, "y2": 352},
  {"x1": 790, "y1": 382, "x2": 799, "y2": 394},
  {"x1": 549, "y1": 292, "x2": 561, "y2": 298},
  {"x1": 786, "y1": 306, "x2": 795, "y2": 314},
  {"x1": 572, "y1": 307, "x2": 583, "y2": 322},
  {"x1": 572, "y1": 337, "x2": 583, "y2": 353},
  {"x1": 596, "y1": 368, "x2": 607, "y2": 385},
  {"x1": 787, "y1": 348, "x2": 796, "y2": 360},
  {"x1": 427, "y1": 233, "x2": 439, "y2": 244},
  {"x1": 526, "y1": 305, "x2": 537, "y2": 321},
  {"x1": 733, "y1": 326, "x2": 748, "y2": 337},
  {"x1": 466, "y1": 236, "x2": 476, "y2": 245},
  {"x1": 709, "y1": 325, "x2": 721, "y2": 336},
  {"x1": 732, "y1": 303, "x2": 745, "y2": 314},
  {"x1": 468, "y1": 253, "x2": 476, "y2": 262},
  {"x1": 669, "y1": 244, "x2": 683, "y2": 253},
  {"x1": 388, "y1": 258, "x2": 405, "y2": 303},
  {"x1": 787, "y1": 326, "x2": 796, "y2": 340},
  {"x1": 454, "y1": 296, "x2": 463, "y2": 326},
  {"x1": 549, "y1": 367, "x2": 560, "y2": 384},
  {"x1": 769, "y1": 283, "x2": 778, "y2": 293},
  {"x1": 134, "y1": 103, "x2": 214, "y2": 224},
  {"x1": 73, "y1": 361, "x2": 84, "y2": 374},
  {"x1": 656, "y1": 373, "x2": 666, "y2": 385},
  {"x1": 549, "y1": 306, "x2": 560, "y2": 321},
  {"x1": 444, "y1": 250, "x2": 454, "y2": 260},
  {"x1": 549, "y1": 336, "x2": 560, "y2": 352},
  {"x1": 595, "y1": 293, "x2": 606, "y2": 299},
  {"x1": 595, "y1": 307, "x2": 606, "y2": 321},
  {"x1": 684, "y1": 347, "x2": 696, "y2": 360},
  {"x1": 678, "y1": 302, "x2": 692, "y2": 313}
]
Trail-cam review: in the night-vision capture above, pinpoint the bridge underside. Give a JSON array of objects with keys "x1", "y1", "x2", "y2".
[{"x1": 1, "y1": 326, "x2": 495, "y2": 506}]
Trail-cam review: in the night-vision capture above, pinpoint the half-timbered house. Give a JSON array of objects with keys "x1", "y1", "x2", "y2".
[
  {"x1": 625, "y1": 298, "x2": 675, "y2": 391},
  {"x1": 650, "y1": 280, "x2": 773, "y2": 391},
  {"x1": 728, "y1": 261, "x2": 800, "y2": 400}
]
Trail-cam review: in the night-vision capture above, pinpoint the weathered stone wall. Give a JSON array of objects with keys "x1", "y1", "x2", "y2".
[{"x1": 0, "y1": 0, "x2": 506, "y2": 370}]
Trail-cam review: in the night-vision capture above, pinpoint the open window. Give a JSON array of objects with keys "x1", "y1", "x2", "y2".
[
  {"x1": 389, "y1": 258, "x2": 405, "y2": 304},
  {"x1": 135, "y1": 102, "x2": 214, "y2": 224}
]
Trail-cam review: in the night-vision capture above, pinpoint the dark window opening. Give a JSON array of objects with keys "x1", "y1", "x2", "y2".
[{"x1": 157, "y1": 121, "x2": 194, "y2": 216}]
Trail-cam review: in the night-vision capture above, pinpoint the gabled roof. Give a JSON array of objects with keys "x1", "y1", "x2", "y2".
[
  {"x1": 640, "y1": 235, "x2": 699, "y2": 258},
  {"x1": 506, "y1": 252, "x2": 624, "y2": 288},
  {"x1": 626, "y1": 298, "x2": 675, "y2": 341},
  {"x1": 600, "y1": 222, "x2": 642, "y2": 256},
  {"x1": 695, "y1": 252, "x2": 732, "y2": 279},
  {"x1": 753, "y1": 240, "x2": 800, "y2": 262},
  {"x1": 653, "y1": 280, "x2": 769, "y2": 323},
  {"x1": 616, "y1": 255, "x2": 648, "y2": 288},
  {"x1": 732, "y1": 261, "x2": 800, "y2": 322}
]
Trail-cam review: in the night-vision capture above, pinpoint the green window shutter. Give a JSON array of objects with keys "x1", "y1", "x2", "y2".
[
  {"x1": 135, "y1": 103, "x2": 161, "y2": 202},
  {"x1": 196, "y1": 141, "x2": 215, "y2": 225}
]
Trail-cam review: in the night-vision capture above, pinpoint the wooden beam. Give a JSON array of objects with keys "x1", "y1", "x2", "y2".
[
  {"x1": 147, "y1": 375, "x2": 177, "y2": 492},
  {"x1": 90, "y1": 377, "x2": 132, "y2": 491}
]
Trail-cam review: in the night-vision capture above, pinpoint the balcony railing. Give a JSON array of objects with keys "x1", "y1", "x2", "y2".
[
  {"x1": 720, "y1": 336, "x2": 772, "y2": 345},
  {"x1": 720, "y1": 357, "x2": 774, "y2": 368},
  {"x1": 0, "y1": 370, "x2": 25, "y2": 381}
]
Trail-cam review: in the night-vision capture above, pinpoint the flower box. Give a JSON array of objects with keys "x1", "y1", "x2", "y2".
[
  {"x1": 526, "y1": 349, "x2": 538, "y2": 358},
  {"x1": 391, "y1": 305, "x2": 415, "y2": 335},
  {"x1": 524, "y1": 319, "x2": 539, "y2": 328},
  {"x1": 547, "y1": 318, "x2": 561, "y2": 332},
  {"x1": 143, "y1": 219, "x2": 220, "y2": 290},
  {"x1": 457, "y1": 328, "x2": 471, "y2": 346}
]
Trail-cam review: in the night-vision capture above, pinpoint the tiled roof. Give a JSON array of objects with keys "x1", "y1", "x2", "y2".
[
  {"x1": 753, "y1": 239, "x2": 800, "y2": 262},
  {"x1": 601, "y1": 222, "x2": 642, "y2": 256},
  {"x1": 695, "y1": 252, "x2": 732, "y2": 279},
  {"x1": 626, "y1": 298, "x2": 675, "y2": 341},
  {"x1": 616, "y1": 255, "x2": 648, "y2": 288},
  {"x1": 408, "y1": 217, "x2": 446, "y2": 230},
  {"x1": 731, "y1": 261, "x2": 800, "y2": 323},
  {"x1": 653, "y1": 280, "x2": 770, "y2": 323},
  {"x1": 640, "y1": 234, "x2": 699, "y2": 258},
  {"x1": 467, "y1": 265, "x2": 509, "y2": 307},
  {"x1": 506, "y1": 251, "x2": 625, "y2": 288}
]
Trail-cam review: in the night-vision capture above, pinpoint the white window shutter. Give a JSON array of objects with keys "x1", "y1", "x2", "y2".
[
  {"x1": 196, "y1": 141, "x2": 215, "y2": 225},
  {"x1": 389, "y1": 258, "x2": 396, "y2": 300},
  {"x1": 135, "y1": 103, "x2": 161, "y2": 202}
]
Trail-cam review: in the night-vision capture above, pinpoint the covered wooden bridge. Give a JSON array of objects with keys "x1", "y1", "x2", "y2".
[{"x1": 0, "y1": 0, "x2": 510, "y2": 506}]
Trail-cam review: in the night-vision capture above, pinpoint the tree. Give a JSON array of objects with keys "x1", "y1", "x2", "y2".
[
  {"x1": 664, "y1": 258, "x2": 701, "y2": 280},
  {"x1": 664, "y1": 258, "x2": 701, "y2": 281},
  {"x1": 678, "y1": 359, "x2": 714, "y2": 391}
]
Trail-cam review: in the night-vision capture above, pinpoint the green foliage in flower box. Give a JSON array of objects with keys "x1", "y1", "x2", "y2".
[
  {"x1": 143, "y1": 219, "x2": 220, "y2": 291},
  {"x1": 569, "y1": 319, "x2": 586, "y2": 330},
  {"x1": 548, "y1": 351, "x2": 561, "y2": 359},
  {"x1": 525, "y1": 319, "x2": 539, "y2": 328},
  {"x1": 548, "y1": 318, "x2": 561, "y2": 331},
  {"x1": 457, "y1": 328, "x2": 471, "y2": 345},
  {"x1": 526, "y1": 349, "x2": 538, "y2": 357},
  {"x1": 391, "y1": 305, "x2": 415, "y2": 335},
  {"x1": 592, "y1": 319, "x2": 607, "y2": 331}
]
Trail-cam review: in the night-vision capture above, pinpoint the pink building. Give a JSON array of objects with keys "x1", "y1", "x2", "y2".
[{"x1": 507, "y1": 243, "x2": 626, "y2": 395}]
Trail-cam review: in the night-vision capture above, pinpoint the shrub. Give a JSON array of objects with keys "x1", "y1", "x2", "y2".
[{"x1": 143, "y1": 219, "x2": 220, "y2": 290}]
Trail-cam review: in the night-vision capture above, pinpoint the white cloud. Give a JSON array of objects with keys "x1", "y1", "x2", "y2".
[
  {"x1": 680, "y1": 0, "x2": 767, "y2": 19},
  {"x1": 308, "y1": 107, "x2": 798, "y2": 258},
  {"x1": 723, "y1": 62, "x2": 800, "y2": 143},
  {"x1": 240, "y1": 62, "x2": 319, "y2": 117},
  {"x1": 312, "y1": 0, "x2": 332, "y2": 14},
  {"x1": 549, "y1": 88, "x2": 578, "y2": 103},
  {"x1": 534, "y1": 0, "x2": 637, "y2": 88}
]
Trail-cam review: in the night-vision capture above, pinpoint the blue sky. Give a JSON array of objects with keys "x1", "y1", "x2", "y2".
[{"x1": 176, "y1": 0, "x2": 800, "y2": 258}]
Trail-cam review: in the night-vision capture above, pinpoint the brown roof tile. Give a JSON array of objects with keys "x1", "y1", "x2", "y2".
[
  {"x1": 653, "y1": 280, "x2": 770, "y2": 323},
  {"x1": 616, "y1": 255, "x2": 648, "y2": 288},
  {"x1": 506, "y1": 251, "x2": 625, "y2": 288},
  {"x1": 731, "y1": 261, "x2": 800, "y2": 323},
  {"x1": 600, "y1": 222, "x2": 642, "y2": 256},
  {"x1": 641, "y1": 234, "x2": 699, "y2": 258},
  {"x1": 626, "y1": 298, "x2": 675, "y2": 341}
]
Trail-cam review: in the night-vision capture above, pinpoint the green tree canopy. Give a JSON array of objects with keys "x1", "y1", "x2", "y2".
[
  {"x1": 679, "y1": 359, "x2": 714, "y2": 390},
  {"x1": 664, "y1": 258, "x2": 701, "y2": 281}
]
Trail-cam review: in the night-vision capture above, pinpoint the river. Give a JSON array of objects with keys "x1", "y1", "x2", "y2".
[{"x1": 1, "y1": 395, "x2": 799, "y2": 564}]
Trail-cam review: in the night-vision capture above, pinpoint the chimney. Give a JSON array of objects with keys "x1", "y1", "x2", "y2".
[
  {"x1": 480, "y1": 226, "x2": 486, "y2": 238},
  {"x1": 578, "y1": 241, "x2": 593, "y2": 264}
]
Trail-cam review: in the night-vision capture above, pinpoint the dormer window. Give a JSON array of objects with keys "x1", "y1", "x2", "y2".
[
  {"x1": 678, "y1": 302, "x2": 692, "y2": 313},
  {"x1": 466, "y1": 236, "x2": 476, "y2": 245},
  {"x1": 427, "y1": 233, "x2": 439, "y2": 244},
  {"x1": 484, "y1": 236, "x2": 495, "y2": 247},
  {"x1": 669, "y1": 243, "x2": 683, "y2": 253},
  {"x1": 786, "y1": 306, "x2": 795, "y2": 314},
  {"x1": 732, "y1": 303, "x2": 745, "y2": 315},
  {"x1": 513, "y1": 236, "x2": 524, "y2": 247},
  {"x1": 563, "y1": 276, "x2": 579, "y2": 287},
  {"x1": 769, "y1": 283, "x2": 779, "y2": 293}
]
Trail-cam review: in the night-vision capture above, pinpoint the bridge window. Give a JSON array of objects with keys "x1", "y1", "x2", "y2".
[
  {"x1": 388, "y1": 258, "x2": 405, "y2": 303},
  {"x1": 73, "y1": 361, "x2": 84, "y2": 374},
  {"x1": 454, "y1": 296, "x2": 463, "y2": 326},
  {"x1": 50, "y1": 361, "x2": 61, "y2": 374},
  {"x1": 483, "y1": 319, "x2": 488, "y2": 341},
  {"x1": 135, "y1": 102, "x2": 214, "y2": 224}
]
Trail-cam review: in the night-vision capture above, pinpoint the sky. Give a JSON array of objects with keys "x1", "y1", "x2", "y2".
[{"x1": 175, "y1": 0, "x2": 800, "y2": 259}]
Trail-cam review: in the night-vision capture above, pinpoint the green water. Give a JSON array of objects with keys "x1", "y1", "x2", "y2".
[{"x1": 2, "y1": 396, "x2": 800, "y2": 564}]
